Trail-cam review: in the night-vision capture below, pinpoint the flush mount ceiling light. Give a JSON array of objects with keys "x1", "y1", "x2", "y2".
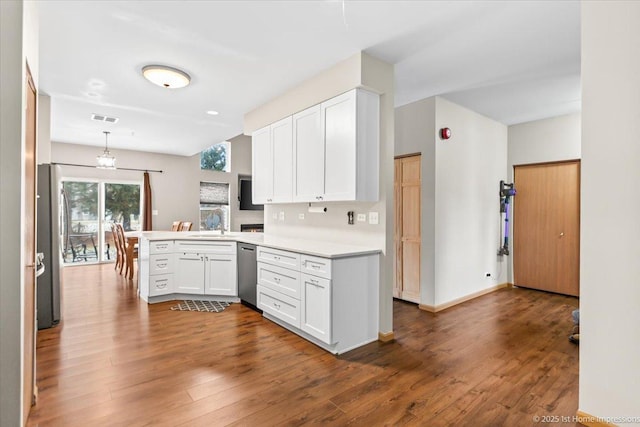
[
  {"x1": 206, "y1": 110, "x2": 219, "y2": 116},
  {"x1": 96, "y1": 131, "x2": 116, "y2": 169},
  {"x1": 142, "y1": 64, "x2": 191, "y2": 89}
]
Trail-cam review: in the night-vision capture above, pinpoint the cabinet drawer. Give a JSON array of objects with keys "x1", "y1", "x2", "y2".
[
  {"x1": 150, "y1": 240, "x2": 174, "y2": 254},
  {"x1": 257, "y1": 246, "x2": 300, "y2": 270},
  {"x1": 149, "y1": 274, "x2": 173, "y2": 296},
  {"x1": 257, "y1": 262, "x2": 300, "y2": 300},
  {"x1": 257, "y1": 285, "x2": 300, "y2": 329},
  {"x1": 176, "y1": 240, "x2": 236, "y2": 254},
  {"x1": 150, "y1": 254, "x2": 173, "y2": 275},
  {"x1": 300, "y1": 254, "x2": 332, "y2": 279}
]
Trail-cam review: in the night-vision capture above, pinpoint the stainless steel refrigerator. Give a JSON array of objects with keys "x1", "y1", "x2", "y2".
[{"x1": 36, "y1": 163, "x2": 63, "y2": 329}]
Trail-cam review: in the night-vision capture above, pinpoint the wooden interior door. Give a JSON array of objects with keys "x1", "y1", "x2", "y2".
[
  {"x1": 394, "y1": 155, "x2": 421, "y2": 303},
  {"x1": 24, "y1": 64, "x2": 38, "y2": 420},
  {"x1": 513, "y1": 160, "x2": 580, "y2": 296}
]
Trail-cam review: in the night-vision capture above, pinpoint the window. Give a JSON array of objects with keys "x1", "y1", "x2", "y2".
[
  {"x1": 61, "y1": 180, "x2": 142, "y2": 264},
  {"x1": 199, "y1": 182, "x2": 230, "y2": 231},
  {"x1": 200, "y1": 141, "x2": 230, "y2": 172}
]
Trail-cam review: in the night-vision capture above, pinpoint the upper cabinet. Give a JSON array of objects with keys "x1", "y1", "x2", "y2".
[
  {"x1": 254, "y1": 88, "x2": 380, "y2": 204},
  {"x1": 252, "y1": 116, "x2": 293, "y2": 204}
]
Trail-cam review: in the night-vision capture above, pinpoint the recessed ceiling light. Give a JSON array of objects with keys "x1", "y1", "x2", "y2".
[
  {"x1": 206, "y1": 110, "x2": 219, "y2": 116},
  {"x1": 142, "y1": 65, "x2": 191, "y2": 89}
]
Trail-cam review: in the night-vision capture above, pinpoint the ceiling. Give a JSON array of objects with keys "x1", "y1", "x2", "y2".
[{"x1": 37, "y1": 1, "x2": 581, "y2": 157}]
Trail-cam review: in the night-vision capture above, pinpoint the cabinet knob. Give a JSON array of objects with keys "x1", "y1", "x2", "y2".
[{"x1": 559, "y1": 232, "x2": 565, "y2": 237}]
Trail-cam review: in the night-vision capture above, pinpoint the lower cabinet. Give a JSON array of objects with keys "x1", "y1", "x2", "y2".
[
  {"x1": 204, "y1": 254, "x2": 236, "y2": 296},
  {"x1": 257, "y1": 285, "x2": 301, "y2": 328},
  {"x1": 175, "y1": 252, "x2": 206, "y2": 293},
  {"x1": 300, "y1": 273, "x2": 331, "y2": 343},
  {"x1": 257, "y1": 246, "x2": 379, "y2": 354},
  {"x1": 175, "y1": 251, "x2": 237, "y2": 296}
]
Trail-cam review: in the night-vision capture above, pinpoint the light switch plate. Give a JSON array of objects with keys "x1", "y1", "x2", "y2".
[
  {"x1": 369, "y1": 211, "x2": 379, "y2": 225},
  {"x1": 272, "y1": 212, "x2": 278, "y2": 220},
  {"x1": 152, "y1": 210, "x2": 158, "y2": 216},
  {"x1": 357, "y1": 214, "x2": 366, "y2": 222},
  {"x1": 279, "y1": 211, "x2": 285, "y2": 221},
  {"x1": 298, "y1": 213, "x2": 305, "y2": 220}
]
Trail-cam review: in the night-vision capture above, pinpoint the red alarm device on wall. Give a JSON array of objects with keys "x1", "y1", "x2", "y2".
[{"x1": 440, "y1": 127, "x2": 452, "y2": 140}]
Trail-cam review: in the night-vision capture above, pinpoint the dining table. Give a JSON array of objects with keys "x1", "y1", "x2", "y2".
[{"x1": 123, "y1": 231, "x2": 141, "y2": 279}]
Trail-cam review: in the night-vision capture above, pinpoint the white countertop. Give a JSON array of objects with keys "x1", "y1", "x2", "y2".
[{"x1": 138, "y1": 231, "x2": 381, "y2": 259}]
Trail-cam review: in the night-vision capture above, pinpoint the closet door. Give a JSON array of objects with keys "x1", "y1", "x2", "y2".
[
  {"x1": 394, "y1": 155, "x2": 421, "y2": 303},
  {"x1": 514, "y1": 160, "x2": 580, "y2": 296}
]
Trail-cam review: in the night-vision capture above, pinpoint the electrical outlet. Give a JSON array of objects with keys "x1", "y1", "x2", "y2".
[
  {"x1": 298, "y1": 213, "x2": 305, "y2": 220},
  {"x1": 279, "y1": 211, "x2": 285, "y2": 221},
  {"x1": 272, "y1": 212, "x2": 278, "y2": 220},
  {"x1": 357, "y1": 214, "x2": 366, "y2": 222},
  {"x1": 368, "y1": 211, "x2": 379, "y2": 225}
]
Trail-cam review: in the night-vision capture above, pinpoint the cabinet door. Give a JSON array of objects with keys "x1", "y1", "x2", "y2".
[
  {"x1": 293, "y1": 105, "x2": 324, "y2": 202},
  {"x1": 175, "y1": 253, "x2": 205, "y2": 294},
  {"x1": 252, "y1": 125, "x2": 272, "y2": 204},
  {"x1": 204, "y1": 254, "x2": 237, "y2": 296},
  {"x1": 271, "y1": 116, "x2": 293, "y2": 203},
  {"x1": 300, "y1": 273, "x2": 332, "y2": 344},
  {"x1": 322, "y1": 90, "x2": 356, "y2": 201}
]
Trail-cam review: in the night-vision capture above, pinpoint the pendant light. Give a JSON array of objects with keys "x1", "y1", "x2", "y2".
[{"x1": 96, "y1": 131, "x2": 116, "y2": 169}]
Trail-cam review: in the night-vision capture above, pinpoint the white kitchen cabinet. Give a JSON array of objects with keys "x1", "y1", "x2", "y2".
[
  {"x1": 251, "y1": 125, "x2": 272, "y2": 205},
  {"x1": 257, "y1": 245, "x2": 379, "y2": 354},
  {"x1": 293, "y1": 105, "x2": 323, "y2": 202},
  {"x1": 257, "y1": 285, "x2": 301, "y2": 329},
  {"x1": 175, "y1": 252, "x2": 205, "y2": 293},
  {"x1": 174, "y1": 241, "x2": 237, "y2": 296},
  {"x1": 204, "y1": 254, "x2": 237, "y2": 296},
  {"x1": 253, "y1": 88, "x2": 379, "y2": 205},
  {"x1": 321, "y1": 89, "x2": 379, "y2": 201},
  {"x1": 300, "y1": 273, "x2": 331, "y2": 343},
  {"x1": 292, "y1": 89, "x2": 379, "y2": 202},
  {"x1": 251, "y1": 117, "x2": 293, "y2": 204}
]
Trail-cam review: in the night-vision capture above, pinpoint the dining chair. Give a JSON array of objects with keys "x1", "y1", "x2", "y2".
[
  {"x1": 170, "y1": 221, "x2": 182, "y2": 231},
  {"x1": 178, "y1": 221, "x2": 192, "y2": 231},
  {"x1": 114, "y1": 223, "x2": 127, "y2": 275},
  {"x1": 111, "y1": 223, "x2": 124, "y2": 273},
  {"x1": 115, "y1": 223, "x2": 138, "y2": 278}
]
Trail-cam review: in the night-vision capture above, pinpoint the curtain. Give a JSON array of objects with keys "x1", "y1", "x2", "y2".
[{"x1": 143, "y1": 172, "x2": 152, "y2": 231}]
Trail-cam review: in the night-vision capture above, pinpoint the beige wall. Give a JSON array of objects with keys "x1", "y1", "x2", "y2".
[
  {"x1": 0, "y1": 0, "x2": 39, "y2": 424},
  {"x1": 580, "y1": 0, "x2": 640, "y2": 419},
  {"x1": 50, "y1": 133, "x2": 262, "y2": 232},
  {"x1": 246, "y1": 52, "x2": 395, "y2": 334}
]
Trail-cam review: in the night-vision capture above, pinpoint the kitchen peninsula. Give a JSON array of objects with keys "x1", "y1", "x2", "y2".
[{"x1": 137, "y1": 231, "x2": 381, "y2": 354}]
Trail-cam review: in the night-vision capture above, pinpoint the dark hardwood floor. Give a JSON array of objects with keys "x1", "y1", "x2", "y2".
[{"x1": 28, "y1": 264, "x2": 579, "y2": 426}]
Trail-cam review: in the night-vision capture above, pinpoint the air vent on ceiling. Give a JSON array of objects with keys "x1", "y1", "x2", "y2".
[{"x1": 91, "y1": 113, "x2": 119, "y2": 124}]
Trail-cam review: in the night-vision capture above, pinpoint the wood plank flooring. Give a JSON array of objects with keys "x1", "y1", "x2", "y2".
[{"x1": 28, "y1": 264, "x2": 579, "y2": 426}]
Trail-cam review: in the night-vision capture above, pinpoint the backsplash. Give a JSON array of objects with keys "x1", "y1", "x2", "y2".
[{"x1": 264, "y1": 201, "x2": 386, "y2": 249}]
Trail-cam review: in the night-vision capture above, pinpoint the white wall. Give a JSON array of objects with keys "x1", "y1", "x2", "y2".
[
  {"x1": 394, "y1": 96, "x2": 508, "y2": 309},
  {"x1": 580, "y1": 1, "x2": 640, "y2": 421},
  {"x1": 508, "y1": 113, "x2": 581, "y2": 172},
  {"x1": 247, "y1": 52, "x2": 395, "y2": 335},
  {"x1": 50, "y1": 133, "x2": 261, "y2": 232},
  {"x1": 394, "y1": 97, "x2": 436, "y2": 306},
  {"x1": 0, "y1": 0, "x2": 38, "y2": 424},
  {"x1": 434, "y1": 97, "x2": 508, "y2": 305}
]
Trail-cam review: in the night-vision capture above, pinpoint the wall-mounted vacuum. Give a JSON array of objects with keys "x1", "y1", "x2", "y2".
[{"x1": 497, "y1": 180, "x2": 516, "y2": 256}]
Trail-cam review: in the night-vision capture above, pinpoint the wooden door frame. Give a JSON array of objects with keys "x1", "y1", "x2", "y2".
[
  {"x1": 24, "y1": 61, "x2": 38, "y2": 421},
  {"x1": 394, "y1": 153, "x2": 422, "y2": 303}
]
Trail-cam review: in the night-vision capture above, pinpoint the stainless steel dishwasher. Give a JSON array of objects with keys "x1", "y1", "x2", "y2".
[{"x1": 237, "y1": 243, "x2": 260, "y2": 312}]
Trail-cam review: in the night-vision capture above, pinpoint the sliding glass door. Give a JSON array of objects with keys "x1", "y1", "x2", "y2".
[{"x1": 61, "y1": 179, "x2": 141, "y2": 264}]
